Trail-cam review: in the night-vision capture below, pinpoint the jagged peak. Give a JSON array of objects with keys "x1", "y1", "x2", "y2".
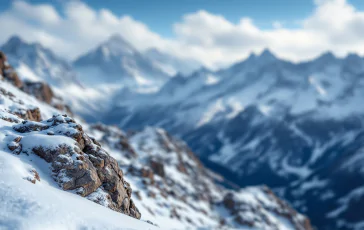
[
  {"x1": 2, "y1": 35, "x2": 50, "y2": 56},
  {"x1": 101, "y1": 34, "x2": 136, "y2": 53},
  {"x1": 5, "y1": 35, "x2": 24, "y2": 46},
  {"x1": 345, "y1": 52, "x2": 362, "y2": 61},
  {"x1": 258, "y1": 48, "x2": 277, "y2": 61},
  {"x1": 315, "y1": 51, "x2": 337, "y2": 62}
]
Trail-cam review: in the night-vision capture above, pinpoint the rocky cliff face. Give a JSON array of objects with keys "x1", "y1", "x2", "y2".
[{"x1": 10, "y1": 115, "x2": 141, "y2": 219}]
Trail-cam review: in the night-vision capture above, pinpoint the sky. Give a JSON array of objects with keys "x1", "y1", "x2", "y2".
[{"x1": 0, "y1": 0, "x2": 364, "y2": 68}]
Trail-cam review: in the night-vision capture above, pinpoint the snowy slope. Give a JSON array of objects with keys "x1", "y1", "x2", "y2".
[
  {"x1": 0, "y1": 151, "x2": 156, "y2": 230},
  {"x1": 0, "y1": 79, "x2": 156, "y2": 229},
  {"x1": 144, "y1": 48, "x2": 202, "y2": 76},
  {"x1": 87, "y1": 124, "x2": 312, "y2": 230}
]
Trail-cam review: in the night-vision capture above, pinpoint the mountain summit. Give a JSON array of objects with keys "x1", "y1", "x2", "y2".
[{"x1": 73, "y1": 34, "x2": 169, "y2": 92}]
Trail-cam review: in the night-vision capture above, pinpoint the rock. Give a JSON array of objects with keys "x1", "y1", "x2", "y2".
[
  {"x1": 0, "y1": 51, "x2": 72, "y2": 115},
  {"x1": 13, "y1": 120, "x2": 49, "y2": 133},
  {"x1": 11, "y1": 107, "x2": 42, "y2": 122},
  {"x1": 0, "y1": 51, "x2": 22, "y2": 88},
  {"x1": 221, "y1": 186, "x2": 313, "y2": 230},
  {"x1": 7, "y1": 136, "x2": 22, "y2": 155},
  {"x1": 22, "y1": 81, "x2": 54, "y2": 104},
  {"x1": 149, "y1": 159, "x2": 165, "y2": 178},
  {"x1": 140, "y1": 167, "x2": 154, "y2": 181},
  {"x1": 91, "y1": 123, "x2": 137, "y2": 158},
  {"x1": 13, "y1": 114, "x2": 141, "y2": 219},
  {"x1": 24, "y1": 169, "x2": 41, "y2": 184}
]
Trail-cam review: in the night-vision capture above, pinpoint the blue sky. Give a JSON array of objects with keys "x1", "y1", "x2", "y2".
[
  {"x1": 0, "y1": 0, "x2": 364, "y2": 67},
  {"x1": 1, "y1": 0, "x2": 363, "y2": 37}
]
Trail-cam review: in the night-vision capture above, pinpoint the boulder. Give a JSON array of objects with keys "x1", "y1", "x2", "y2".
[
  {"x1": 0, "y1": 51, "x2": 22, "y2": 88},
  {"x1": 11, "y1": 114, "x2": 141, "y2": 219},
  {"x1": 149, "y1": 159, "x2": 165, "y2": 178},
  {"x1": 22, "y1": 81, "x2": 54, "y2": 104}
]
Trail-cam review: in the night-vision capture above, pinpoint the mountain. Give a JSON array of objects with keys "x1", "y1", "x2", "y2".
[
  {"x1": 144, "y1": 48, "x2": 202, "y2": 76},
  {"x1": 1, "y1": 36, "x2": 123, "y2": 123},
  {"x1": 1, "y1": 36, "x2": 79, "y2": 88},
  {"x1": 103, "y1": 49, "x2": 364, "y2": 230},
  {"x1": 73, "y1": 34, "x2": 169, "y2": 93},
  {"x1": 0, "y1": 51, "x2": 312, "y2": 229}
]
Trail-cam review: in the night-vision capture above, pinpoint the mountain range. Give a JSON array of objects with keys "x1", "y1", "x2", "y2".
[
  {"x1": 2, "y1": 34, "x2": 364, "y2": 230},
  {"x1": 0, "y1": 39, "x2": 311, "y2": 229}
]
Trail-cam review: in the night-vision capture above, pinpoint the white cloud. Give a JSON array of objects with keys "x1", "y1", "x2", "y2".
[{"x1": 0, "y1": 0, "x2": 364, "y2": 68}]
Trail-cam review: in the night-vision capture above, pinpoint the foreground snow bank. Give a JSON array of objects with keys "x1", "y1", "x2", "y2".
[{"x1": 0, "y1": 148, "x2": 156, "y2": 230}]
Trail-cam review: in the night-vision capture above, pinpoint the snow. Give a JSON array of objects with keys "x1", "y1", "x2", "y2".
[
  {"x1": 21, "y1": 134, "x2": 77, "y2": 152},
  {"x1": 16, "y1": 63, "x2": 41, "y2": 82},
  {"x1": 309, "y1": 76, "x2": 327, "y2": 97},
  {"x1": 280, "y1": 155, "x2": 311, "y2": 179},
  {"x1": 205, "y1": 74, "x2": 220, "y2": 85},
  {"x1": 197, "y1": 98, "x2": 225, "y2": 127},
  {"x1": 296, "y1": 177, "x2": 328, "y2": 195},
  {"x1": 0, "y1": 151, "x2": 157, "y2": 230},
  {"x1": 327, "y1": 186, "x2": 364, "y2": 219}
]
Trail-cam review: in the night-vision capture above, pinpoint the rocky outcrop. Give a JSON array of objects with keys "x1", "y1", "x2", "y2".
[
  {"x1": 10, "y1": 114, "x2": 141, "y2": 219},
  {"x1": 91, "y1": 125, "x2": 313, "y2": 229},
  {"x1": 13, "y1": 107, "x2": 41, "y2": 122},
  {"x1": 0, "y1": 51, "x2": 72, "y2": 116},
  {"x1": 91, "y1": 123, "x2": 137, "y2": 158},
  {"x1": 149, "y1": 159, "x2": 165, "y2": 178},
  {"x1": 221, "y1": 186, "x2": 313, "y2": 230},
  {"x1": 0, "y1": 86, "x2": 42, "y2": 121},
  {"x1": 0, "y1": 51, "x2": 22, "y2": 88},
  {"x1": 22, "y1": 81, "x2": 54, "y2": 104}
]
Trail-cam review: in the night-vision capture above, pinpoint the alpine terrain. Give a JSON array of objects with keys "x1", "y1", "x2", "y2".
[
  {"x1": 104, "y1": 49, "x2": 364, "y2": 230},
  {"x1": 0, "y1": 38, "x2": 313, "y2": 229}
]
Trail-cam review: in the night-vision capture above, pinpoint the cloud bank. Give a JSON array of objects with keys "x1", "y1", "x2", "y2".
[{"x1": 0, "y1": 0, "x2": 363, "y2": 68}]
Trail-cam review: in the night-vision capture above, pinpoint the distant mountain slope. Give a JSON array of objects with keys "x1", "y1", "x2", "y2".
[
  {"x1": 1, "y1": 36, "x2": 123, "y2": 122},
  {"x1": 73, "y1": 34, "x2": 169, "y2": 93},
  {"x1": 144, "y1": 48, "x2": 202, "y2": 76},
  {"x1": 105, "y1": 50, "x2": 364, "y2": 230},
  {"x1": 1, "y1": 36, "x2": 79, "y2": 88}
]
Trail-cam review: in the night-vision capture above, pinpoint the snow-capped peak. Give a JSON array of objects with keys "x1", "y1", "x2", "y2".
[
  {"x1": 73, "y1": 35, "x2": 169, "y2": 92},
  {"x1": 313, "y1": 51, "x2": 337, "y2": 64},
  {"x1": 257, "y1": 48, "x2": 278, "y2": 63},
  {"x1": 99, "y1": 34, "x2": 137, "y2": 56}
]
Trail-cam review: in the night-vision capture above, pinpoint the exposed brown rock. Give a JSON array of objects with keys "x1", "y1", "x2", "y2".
[
  {"x1": 25, "y1": 169, "x2": 41, "y2": 184},
  {"x1": 222, "y1": 187, "x2": 313, "y2": 230},
  {"x1": 22, "y1": 81, "x2": 54, "y2": 104},
  {"x1": 7, "y1": 136, "x2": 22, "y2": 154},
  {"x1": 150, "y1": 159, "x2": 165, "y2": 178},
  {"x1": 0, "y1": 51, "x2": 73, "y2": 116},
  {"x1": 140, "y1": 167, "x2": 154, "y2": 181},
  {"x1": 91, "y1": 123, "x2": 137, "y2": 158},
  {"x1": 0, "y1": 51, "x2": 22, "y2": 88},
  {"x1": 13, "y1": 114, "x2": 141, "y2": 219}
]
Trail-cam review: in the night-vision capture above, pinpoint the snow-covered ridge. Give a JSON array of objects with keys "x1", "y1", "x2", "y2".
[{"x1": 89, "y1": 124, "x2": 312, "y2": 229}]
